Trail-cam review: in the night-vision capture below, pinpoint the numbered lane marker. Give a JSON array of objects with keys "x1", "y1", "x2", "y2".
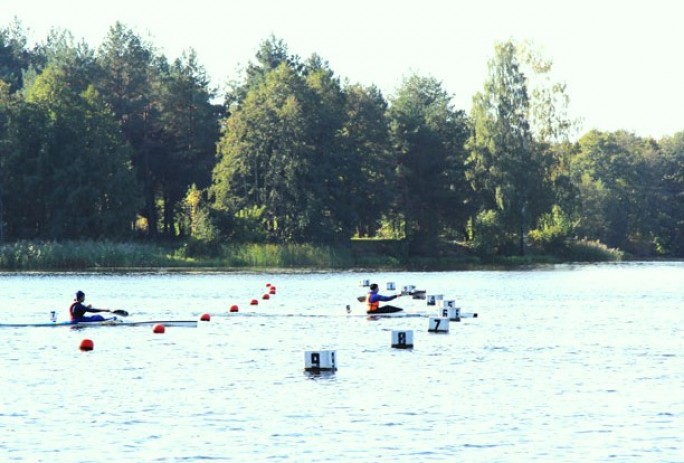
[
  {"x1": 428, "y1": 317, "x2": 449, "y2": 333},
  {"x1": 391, "y1": 330, "x2": 414, "y2": 349},
  {"x1": 304, "y1": 350, "x2": 337, "y2": 372}
]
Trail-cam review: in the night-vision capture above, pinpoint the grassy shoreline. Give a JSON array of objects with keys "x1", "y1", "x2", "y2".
[{"x1": 0, "y1": 239, "x2": 625, "y2": 272}]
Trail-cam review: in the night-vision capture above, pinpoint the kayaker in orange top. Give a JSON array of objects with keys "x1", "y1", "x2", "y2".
[
  {"x1": 366, "y1": 283, "x2": 403, "y2": 314},
  {"x1": 69, "y1": 290, "x2": 109, "y2": 322}
]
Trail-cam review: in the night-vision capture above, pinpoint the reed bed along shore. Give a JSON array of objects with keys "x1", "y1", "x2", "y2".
[{"x1": 0, "y1": 239, "x2": 622, "y2": 271}]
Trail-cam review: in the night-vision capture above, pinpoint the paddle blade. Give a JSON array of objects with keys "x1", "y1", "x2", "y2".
[
  {"x1": 357, "y1": 295, "x2": 367, "y2": 302},
  {"x1": 411, "y1": 290, "x2": 427, "y2": 300},
  {"x1": 111, "y1": 309, "x2": 129, "y2": 317}
]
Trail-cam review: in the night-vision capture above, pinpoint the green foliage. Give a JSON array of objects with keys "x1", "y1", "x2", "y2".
[
  {"x1": 570, "y1": 130, "x2": 663, "y2": 255},
  {"x1": 220, "y1": 243, "x2": 352, "y2": 268},
  {"x1": 2, "y1": 20, "x2": 684, "y2": 262},
  {"x1": 388, "y1": 73, "x2": 470, "y2": 255},
  {"x1": 563, "y1": 238, "x2": 624, "y2": 262},
  {"x1": 5, "y1": 41, "x2": 141, "y2": 240},
  {"x1": 212, "y1": 44, "x2": 361, "y2": 245},
  {"x1": 154, "y1": 50, "x2": 220, "y2": 236},
  {"x1": 232, "y1": 205, "x2": 268, "y2": 243},
  {"x1": 467, "y1": 209, "x2": 507, "y2": 257},
  {"x1": 0, "y1": 240, "x2": 183, "y2": 270},
  {"x1": 0, "y1": 19, "x2": 42, "y2": 92},
  {"x1": 212, "y1": 61, "x2": 314, "y2": 242},
  {"x1": 528, "y1": 204, "x2": 578, "y2": 253},
  {"x1": 467, "y1": 40, "x2": 565, "y2": 255},
  {"x1": 341, "y1": 84, "x2": 393, "y2": 237},
  {"x1": 655, "y1": 132, "x2": 684, "y2": 255}
]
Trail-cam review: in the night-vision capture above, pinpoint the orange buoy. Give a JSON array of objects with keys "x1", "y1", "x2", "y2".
[
  {"x1": 79, "y1": 339, "x2": 94, "y2": 351},
  {"x1": 250, "y1": 299, "x2": 258, "y2": 305},
  {"x1": 200, "y1": 313, "x2": 211, "y2": 322},
  {"x1": 262, "y1": 293, "x2": 270, "y2": 300},
  {"x1": 229, "y1": 305, "x2": 239, "y2": 313},
  {"x1": 153, "y1": 324, "x2": 166, "y2": 334}
]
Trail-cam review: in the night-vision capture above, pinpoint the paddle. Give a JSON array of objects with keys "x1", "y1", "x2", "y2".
[
  {"x1": 357, "y1": 290, "x2": 425, "y2": 303},
  {"x1": 357, "y1": 293, "x2": 405, "y2": 303},
  {"x1": 109, "y1": 309, "x2": 129, "y2": 317}
]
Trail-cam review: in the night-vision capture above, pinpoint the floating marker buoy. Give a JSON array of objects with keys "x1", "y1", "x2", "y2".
[
  {"x1": 269, "y1": 286, "x2": 276, "y2": 294},
  {"x1": 79, "y1": 339, "x2": 94, "y2": 351},
  {"x1": 428, "y1": 317, "x2": 449, "y2": 333},
  {"x1": 200, "y1": 313, "x2": 211, "y2": 322},
  {"x1": 266, "y1": 283, "x2": 271, "y2": 287},
  {"x1": 262, "y1": 293, "x2": 270, "y2": 300},
  {"x1": 402, "y1": 285, "x2": 416, "y2": 295},
  {"x1": 440, "y1": 306, "x2": 461, "y2": 321},
  {"x1": 304, "y1": 350, "x2": 337, "y2": 372},
  {"x1": 250, "y1": 299, "x2": 258, "y2": 306},
  {"x1": 153, "y1": 324, "x2": 166, "y2": 333},
  {"x1": 442, "y1": 300, "x2": 457, "y2": 309},
  {"x1": 229, "y1": 305, "x2": 239, "y2": 313},
  {"x1": 391, "y1": 330, "x2": 414, "y2": 349}
]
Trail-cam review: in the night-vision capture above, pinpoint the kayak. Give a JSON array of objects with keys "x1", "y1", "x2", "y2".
[
  {"x1": 366, "y1": 306, "x2": 418, "y2": 318},
  {"x1": 0, "y1": 318, "x2": 198, "y2": 328},
  {"x1": 366, "y1": 312, "x2": 425, "y2": 319},
  {"x1": 367, "y1": 306, "x2": 404, "y2": 315}
]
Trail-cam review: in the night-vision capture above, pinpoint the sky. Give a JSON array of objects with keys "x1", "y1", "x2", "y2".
[{"x1": 3, "y1": 0, "x2": 683, "y2": 140}]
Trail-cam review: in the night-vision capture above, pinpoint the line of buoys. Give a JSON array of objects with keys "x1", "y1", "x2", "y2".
[{"x1": 227, "y1": 280, "x2": 279, "y2": 317}]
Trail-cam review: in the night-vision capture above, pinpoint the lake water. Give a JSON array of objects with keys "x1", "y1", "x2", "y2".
[{"x1": 1, "y1": 262, "x2": 682, "y2": 462}]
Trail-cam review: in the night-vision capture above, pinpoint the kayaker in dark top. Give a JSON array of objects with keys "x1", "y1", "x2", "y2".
[
  {"x1": 367, "y1": 283, "x2": 403, "y2": 314},
  {"x1": 69, "y1": 290, "x2": 109, "y2": 322}
]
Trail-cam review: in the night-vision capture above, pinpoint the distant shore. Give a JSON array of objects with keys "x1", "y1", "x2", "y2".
[{"x1": 0, "y1": 239, "x2": 626, "y2": 272}]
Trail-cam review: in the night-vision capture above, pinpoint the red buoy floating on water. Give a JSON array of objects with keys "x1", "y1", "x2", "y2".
[
  {"x1": 200, "y1": 313, "x2": 211, "y2": 322},
  {"x1": 250, "y1": 299, "x2": 258, "y2": 306},
  {"x1": 262, "y1": 293, "x2": 270, "y2": 300},
  {"x1": 153, "y1": 324, "x2": 166, "y2": 334},
  {"x1": 79, "y1": 339, "x2": 94, "y2": 351},
  {"x1": 269, "y1": 286, "x2": 276, "y2": 295},
  {"x1": 229, "y1": 305, "x2": 239, "y2": 313},
  {"x1": 266, "y1": 283, "x2": 272, "y2": 287}
]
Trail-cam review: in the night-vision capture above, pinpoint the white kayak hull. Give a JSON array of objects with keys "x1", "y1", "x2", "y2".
[{"x1": 0, "y1": 318, "x2": 198, "y2": 328}]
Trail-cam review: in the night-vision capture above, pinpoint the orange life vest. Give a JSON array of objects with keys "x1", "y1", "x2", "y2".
[{"x1": 367, "y1": 292, "x2": 379, "y2": 312}]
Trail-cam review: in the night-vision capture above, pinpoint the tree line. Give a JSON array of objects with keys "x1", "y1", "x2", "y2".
[{"x1": 1, "y1": 20, "x2": 683, "y2": 259}]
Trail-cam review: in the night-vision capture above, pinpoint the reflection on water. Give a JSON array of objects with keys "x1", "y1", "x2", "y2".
[{"x1": 1, "y1": 262, "x2": 683, "y2": 462}]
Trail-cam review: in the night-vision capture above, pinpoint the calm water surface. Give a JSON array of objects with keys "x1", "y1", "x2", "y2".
[{"x1": 1, "y1": 262, "x2": 682, "y2": 462}]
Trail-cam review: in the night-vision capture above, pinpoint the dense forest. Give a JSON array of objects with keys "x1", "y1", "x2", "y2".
[{"x1": 1, "y1": 19, "x2": 683, "y2": 262}]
